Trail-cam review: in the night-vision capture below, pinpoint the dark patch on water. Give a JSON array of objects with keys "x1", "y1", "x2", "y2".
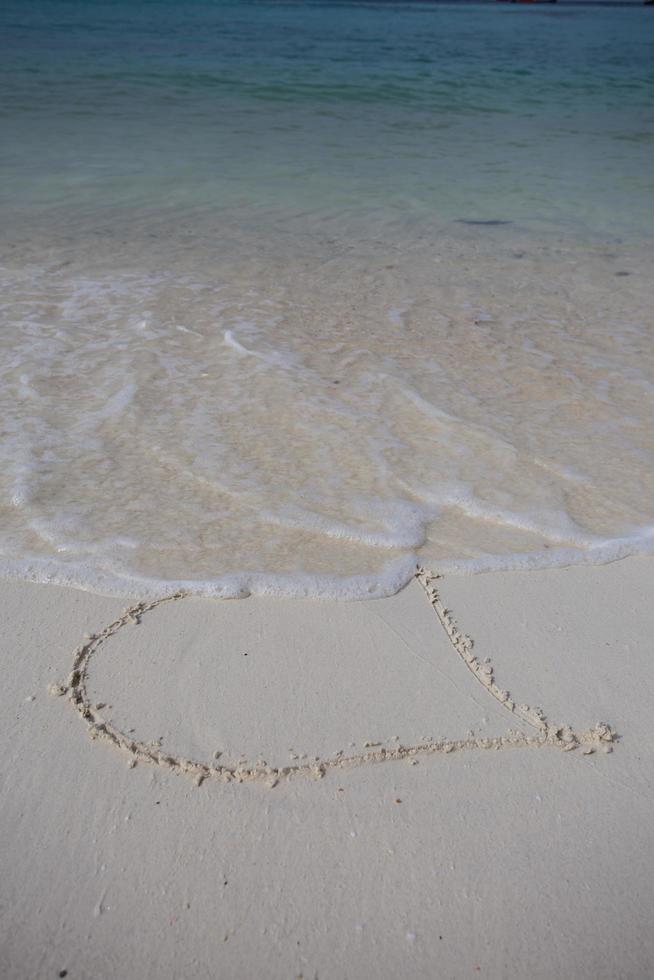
[{"x1": 456, "y1": 220, "x2": 513, "y2": 226}]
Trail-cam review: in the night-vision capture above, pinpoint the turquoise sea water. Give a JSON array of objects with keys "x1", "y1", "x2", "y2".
[
  {"x1": 2, "y1": 0, "x2": 653, "y2": 235},
  {"x1": 1, "y1": 1, "x2": 654, "y2": 598}
]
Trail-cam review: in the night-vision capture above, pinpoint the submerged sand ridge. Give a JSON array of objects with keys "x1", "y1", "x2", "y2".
[{"x1": 54, "y1": 570, "x2": 616, "y2": 785}]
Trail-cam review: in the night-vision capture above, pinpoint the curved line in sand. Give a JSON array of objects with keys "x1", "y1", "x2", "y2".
[{"x1": 53, "y1": 571, "x2": 616, "y2": 787}]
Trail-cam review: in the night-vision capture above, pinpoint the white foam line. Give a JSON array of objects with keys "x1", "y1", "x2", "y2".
[
  {"x1": 223, "y1": 330, "x2": 297, "y2": 371},
  {"x1": 448, "y1": 499, "x2": 593, "y2": 547},
  {"x1": 260, "y1": 503, "x2": 428, "y2": 551},
  {"x1": 430, "y1": 531, "x2": 654, "y2": 576},
  {"x1": 394, "y1": 382, "x2": 519, "y2": 456},
  {"x1": 223, "y1": 329, "x2": 253, "y2": 357},
  {"x1": 2, "y1": 527, "x2": 654, "y2": 600},
  {"x1": 398, "y1": 478, "x2": 596, "y2": 547},
  {"x1": 0, "y1": 554, "x2": 419, "y2": 601}
]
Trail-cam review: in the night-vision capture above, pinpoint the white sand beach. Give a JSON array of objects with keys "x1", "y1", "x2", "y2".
[
  {"x1": 2, "y1": 557, "x2": 653, "y2": 979},
  {"x1": 3, "y1": 2, "x2": 654, "y2": 977}
]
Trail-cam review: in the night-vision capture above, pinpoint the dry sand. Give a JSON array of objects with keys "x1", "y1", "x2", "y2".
[{"x1": 1, "y1": 558, "x2": 653, "y2": 979}]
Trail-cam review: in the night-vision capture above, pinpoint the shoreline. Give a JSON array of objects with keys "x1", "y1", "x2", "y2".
[{"x1": 2, "y1": 528, "x2": 654, "y2": 601}]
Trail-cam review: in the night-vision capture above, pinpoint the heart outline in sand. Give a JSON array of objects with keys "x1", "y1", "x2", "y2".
[{"x1": 52, "y1": 569, "x2": 616, "y2": 787}]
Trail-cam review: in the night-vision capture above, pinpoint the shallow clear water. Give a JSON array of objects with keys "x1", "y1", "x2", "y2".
[{"x1": 1, "y1": 0, "x2": 653, "y2": 597}]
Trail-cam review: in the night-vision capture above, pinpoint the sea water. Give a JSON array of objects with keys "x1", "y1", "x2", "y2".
[{"x1": 1, "y1": 0, "x2": 653, "y2": 598}]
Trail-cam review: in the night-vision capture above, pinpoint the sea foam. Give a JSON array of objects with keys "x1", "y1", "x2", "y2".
[{"x1": 1, "y1": 226, "x2": 653, "y2": 601}]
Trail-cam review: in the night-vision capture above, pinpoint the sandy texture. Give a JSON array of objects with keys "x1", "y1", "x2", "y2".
[{"x1": 1, "y1": 558, "x2": 653, "y2": 979}]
